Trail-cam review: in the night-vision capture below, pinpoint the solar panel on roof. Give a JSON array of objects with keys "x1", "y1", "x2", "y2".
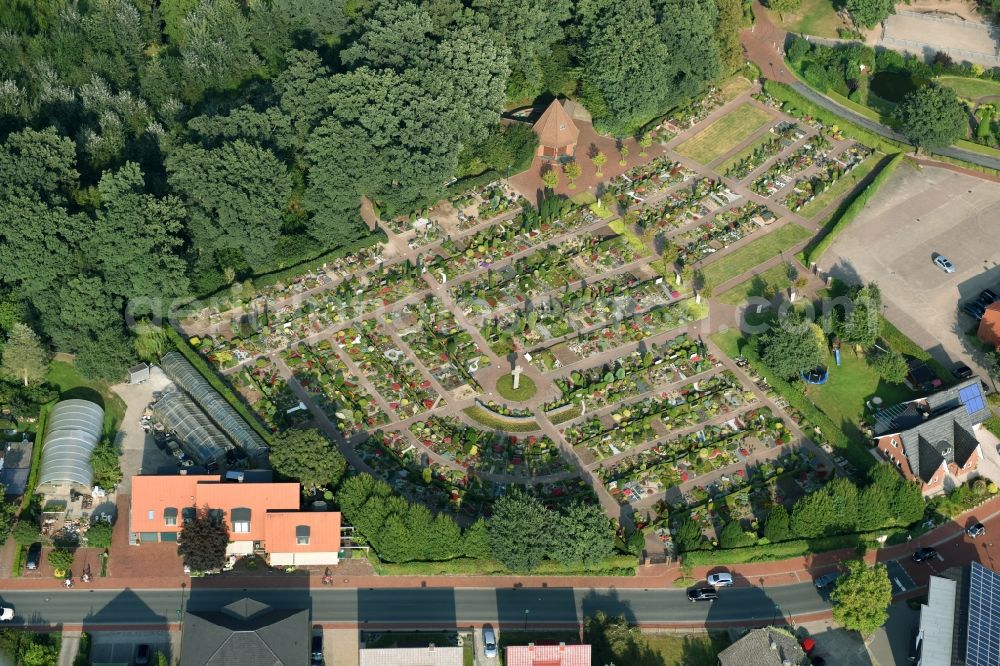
[
  {"x1": 966, "y1": 562, "x2": 1000, "y2": 666},
  {"x1": 959, "y1": 383, "x2": 986, "y2": 415}
]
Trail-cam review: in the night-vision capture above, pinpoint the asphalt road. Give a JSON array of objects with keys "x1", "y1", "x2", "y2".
[
  {"x1": 0, "y1": 584, "x2": 829, "y2": 628},
  {"x1": 790, "y1": 82, "x2": 1000, "y2": 171}
]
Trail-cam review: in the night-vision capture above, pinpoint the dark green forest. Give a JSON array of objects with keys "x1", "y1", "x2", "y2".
[{"x1": 0, "y1": 0, "x2": 745, "y2": 380}]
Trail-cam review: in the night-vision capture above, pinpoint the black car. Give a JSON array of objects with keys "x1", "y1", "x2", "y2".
[
  {"x1": 912, "y1": 547, "x2": 938, "y2": 563},
  {"x1": 687, "y1": 587, "x2": 718, "y2": 602},
  {"x1": 311, "y1": 633, "x2": 323, "y2": 665},
  {"x1": 25, "y1": 542, "x2": 41, "y2": 570},
  {"x1": 963, "y1": 302, "x2": 986, "y2": 321},
  {"x1": 135, "y1": 644, "x2": 151, "y2": 665},
  {"x1": 968, "y1": 522, "x2": 986, "y2": 539},
  {"x1": 979, "y1": 289, "x2": 999, "y2": 306},
  {"x1": 953, "y1": 363, "x2": 974, "y2": 380}
]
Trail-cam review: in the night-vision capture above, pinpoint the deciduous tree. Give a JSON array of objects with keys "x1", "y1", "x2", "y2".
[
  {"x1": 269, "y1": 428, "x2": 347, "y2": 492},
  {"x1": 757, "y1": 311, "x2": 823, "y2": 379},
  {"x1": 489, "y1": 488, "x2": 552, "y2": 571},
  {"x1": 178, "y1": 510, "x2": 229, "y2": 572},
  {"x1": 894, "y1": 84, "x2": 967, "y2": 150},
  {"x1": 831, "y1": 560, "x2": 892, "y2": 635},
  {"x1": 846, "y1": 0, "x2": 895, "y2": 29},
  {"x1": 551, "y1": 501, "x2": 614, "y2": 566}
]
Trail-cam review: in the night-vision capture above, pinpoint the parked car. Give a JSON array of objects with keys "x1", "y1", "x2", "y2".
[
  {"x1": 311, "y1": 633, "x2": 323, "y2": 665},
  {"x1": 0, "y1": 606, "x2": 13, "y2": 622},
  {"x1": 135, "y1": 644, "x2": 151, "y2": 665},
  {"x1": 962, "y1": 302, "x2": 986, "y2": 321},
  {"x1": 483, "y1": 624, "x2": 498, "y2": 658},
  {"x1": 707, "y1": 572, "x2": 734, "y2": 587},
  {"x1": 934, "y1": 255, "x2": 956, "y2": 273},
  {"x1": 912, "y1": 547, "x2": 938, "y2": 563},
  {"x1": 25, "y1": 542, "x2": 41, "y2": 570},
  {"x1": 687, "y1": 587, "x2": 718, "y2": 602},
  {"x1": 953, "y1": 363, "x2": 974, "y2": 380},
  {"x1": 979, "y1": 289, "x2": 999, "y2": 306},
  {"x1": 813, "y1": 571, "x2": 841, "y2": 589},
  {"x1": 968, "y1": 522, "x2": 986, "y2": 539}
]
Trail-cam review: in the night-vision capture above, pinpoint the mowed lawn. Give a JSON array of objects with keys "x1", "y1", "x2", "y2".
[
  {"x1": 717, "y1": 262, "x2": 793, "y2": 305},
  {"x1": 797, "y1": 153, "x2": 882, "y2": 219},
  {"x1": 644, "y1": 633, "x2": 732, "y2": 665},
  {"x1": 938, "y1": 75, "x2": 1000, "y2": 102},
  {"x1": 701, "y1": 223, "x2": 811, "y2": 289},
  {"x1": 676, "y1": 104, "x2": 773, "y2": 164},
  {"x1": 804, "y1": 348, "x2": 916, "y2": 441},
  {"x1": 764, "y1": 0, "x2": 849, "y2": 38}
]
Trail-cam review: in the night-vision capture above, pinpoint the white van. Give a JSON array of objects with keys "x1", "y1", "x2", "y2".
[{"x1": 482, "y1": 625, "x2": 497, "y2": 658}]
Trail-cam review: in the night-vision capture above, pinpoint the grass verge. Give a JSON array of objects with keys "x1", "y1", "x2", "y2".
[
  {"x1": 676, "y1": 104, "x2": 774, "y2": 164},
  {"x1": 799, "y1": 153, "x2": 906, "y2": 265},
  {"x1": 608, "y1": 218, "x2": 650, "y2": 256},
  {"x1": 165, "y1": 325, "x2": 273, "y2": 443},
  {"x1": 495, "y1": 374, "x2": 538, "y2": 401},
  {"x1": 701, "y1": 223, "x2": 811, "y2": 290},
  {"x1": 462, "y1": 406, "x2": 540, "y2": 432},
  {"x1": 717, "y1": 263, "x2": 792, "y2": 305},
  {"x1": 937, "y1": 75, "x2": 1000, "y2": 101},
  {"x1": 682, "y1": 533, "x2": 864, "y2": 565}
]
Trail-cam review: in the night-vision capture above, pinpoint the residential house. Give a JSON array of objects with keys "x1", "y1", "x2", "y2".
[
  {"x1": 717, "y1": 627, "x2": 807, "y2": 666},
  {"x1": 130, "y1": 474, "x2": 342, "y2": 565},
  {"x1": 872, "y1": 379, "x2": 989, "y2": 495},
  {"x1": 180, "y1": 597, "x2": 309, "y2": 666},
  {"x1": 358, "y1": 646, "x2": 464, "y2": 666},
  {"x1": 505, "y1": 643, "x2": 592, "y2": 666},
  {"x1": 978, "y1": 301, "x2": 1000, "y2": 349},
  {"x1": 915, "y1": 562, "x2": 1000, "y2": 666}
]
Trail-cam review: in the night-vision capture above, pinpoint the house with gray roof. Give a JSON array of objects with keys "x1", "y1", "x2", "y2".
[
  {"x1": 180, "y1": 597, "x2": 309, "y2": 666},
  {"x1": 717, "y1": 627, "x2": 807, "y2": 666},
  {"x1": 872, "y1": 379, "x2": 989, "y2": 495}
]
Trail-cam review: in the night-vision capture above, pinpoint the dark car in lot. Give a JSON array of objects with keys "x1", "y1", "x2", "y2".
[
  {"x1": 963, "y1": 302, "x2": 986, "y2": 321},
  {"x1": 687, "y1": 587, "x2": 718, "y2": 602},
  {"x1": 912, "y1": 547, "x2": 938, "y2": 563},
  {"x1": 968, "y1": 522, "x2": 986, "y2": 539},
  {"x1": 979, "y1": 289, "x2": 999, "y2": 307},
  {"x1": 953, "y1": 363, "x2": 974, "y2": 380},
  {"x1": 311, "y1": 633, "x2": 323, "y2": 665},
  {"x1": 25, "y1": 542, "x2": 41, "y2": 570}
]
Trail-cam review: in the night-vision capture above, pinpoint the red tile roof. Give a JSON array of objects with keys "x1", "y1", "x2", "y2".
[
  {"x1": 533, "y1": 100, "x2": 579, "y2": 149},
  {"x1": 130, "y1": 476, "x2": 339, "y2": 553},
  {"x1": 505, "y1": 644, "x2": 591, "y2": 666},
  {"x1": 978, "y1": 301, "x2": 1000, "y2": 349}
]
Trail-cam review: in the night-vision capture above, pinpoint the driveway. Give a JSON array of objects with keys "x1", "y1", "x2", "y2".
[
  {"x1": 473, "y1": 626, "x2": 499, "y2": 666},
  {"x1": 823, "y1": 160, "x2": 1000, "y2": 376},
  {"x1": 110, "y1": 367, "x2": 175, "y2": 494}
]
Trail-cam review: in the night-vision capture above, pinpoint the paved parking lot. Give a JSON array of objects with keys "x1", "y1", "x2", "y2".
[
  {"x1": 824, "y1": 162, "x2": 1000, "y2": 376},
  {"x1": 111, "y1": 367, "x2": 175, "y2": 494}
]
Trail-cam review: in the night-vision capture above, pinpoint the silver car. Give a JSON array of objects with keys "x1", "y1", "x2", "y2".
[
  {"x1": 483, "y1": 625, "x2": 497, "y2": 658},
  {"x1": 934, "y1": 255, "x2": 956, "y2": 273}
]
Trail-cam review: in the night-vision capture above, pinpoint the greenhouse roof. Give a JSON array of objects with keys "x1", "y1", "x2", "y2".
[{"x1": 38, "y1": 399, "x2": 104, "y2": 492}]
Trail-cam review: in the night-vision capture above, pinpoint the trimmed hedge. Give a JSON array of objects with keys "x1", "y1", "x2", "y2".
[
  {"x1": 371, "y1": 553, "x2": 637, "y2": 576},
  {"x1": 802, "y1": 153, "x2": 906, "y2": 265},
  {"x1": 164, "y1": 325, "x2": 273, "y2": 444},
  {"x1": 461, "y1": 405, "x2": 541, "y2": 432},
  {"x1": 878, "y1": 316, "x2": 952, "y2": 382},
  {"x1": 20, "y1": 401, "x2": 53, "y2": 513},
  {"x1": 682, "y1": 533, "x2": 863, "y2": 565}
]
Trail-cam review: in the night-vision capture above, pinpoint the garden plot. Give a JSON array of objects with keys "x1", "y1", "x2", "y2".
[
  {"x1": 447, "y1": 181, "x2": 526, "y2": 233},
  {"x1": 720, "y1": 121, "x2": 805, "y2": 181},
  {"x1": 562, "y1": 370, "x2": 755, "y2": 461},
  {"x1": 448, "y1": 243, "x2": 586, "y2": 320},
  {"x1": 391, "y1": 295, "x2": 491, "y2": 394},
  {"x1": 749, "y1": 134, "x2": 834, "y2": 197},
  {"x1": 333, "y1": 322, "x2": 443, "y2": 419},
  {"x1": 542, "y1": 334, "x2": 720, "y2": 417},
  {"x1": 194, "y1": 260, "x2": 427, "y2": 369},
  {"x1": 232, "y1": 358, "x2": 311, "y2": 433},
  {"x1": 656, "y1": 78, "x2": 754, "y2": 138},
  {"x1": 675, "y1": 103, "x2": 774, "y2": 164},
  {"x1": 660, "y1": 446, "x2": 832, "y2": 546},
  {"x1": 526, "y1": 295, "x2": 707, "y2": 372},
  {"x1": 433, "y1": 203, "x2": 601, "y2": 279},
  {"x1": 410, "y1": 416, "x2": 571, "y2": 478},
  {"x1": 606, "y1": 156, "x2": 696, "y2": 208},
  {"x1": 629, "y1": 177, "x2": 737, "y2": 234},
  {"x1": 600, "y1": 406, "x2": 787, "y2": 505},
  {"x1": 673, "y1": 201, "x2": 778, "y2": 265},
  {"x1": 385, "y1": 214, "x2": 444, "y2": 250},
  {"x1": 779, "y1": 144, "x2": 874, "y2": 212},
  {"x1": 282, "y1": 341, "x2": 389, "y2": 434},
  {"x1": 358, "y1": 430, "x2": 595, "y2": 519}
]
